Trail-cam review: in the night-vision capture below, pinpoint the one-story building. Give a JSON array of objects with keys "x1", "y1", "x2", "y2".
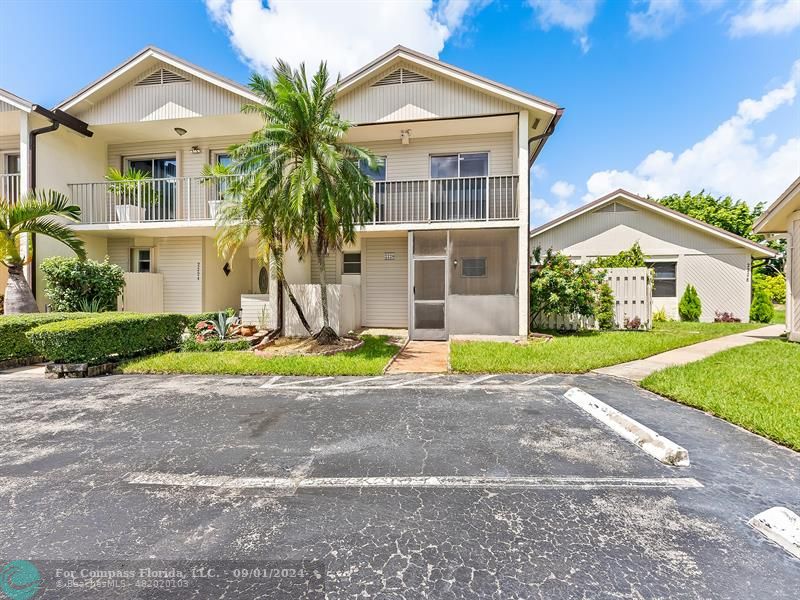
[
  {"x1": 753, "y1": 176, "x2": 800, "y2": 341},
  {"x1": 530, "y1": 189, "x2": 778, "y2": 323}
]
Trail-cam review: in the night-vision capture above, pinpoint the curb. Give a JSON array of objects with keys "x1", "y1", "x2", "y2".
[
  {"x1": 564, "y1": 387, "x2": 690, "y2": 467},
  {"x1": 382, "y1": 337, "x2": 410, "y2": 375},
  {"x1": 748, "y1": 507, "x2": 800, "y2": 560}
]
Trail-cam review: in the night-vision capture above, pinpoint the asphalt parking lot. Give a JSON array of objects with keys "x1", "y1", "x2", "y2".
[{"x1": 1, "y1": 372, "x2": 798, "y2": 598}]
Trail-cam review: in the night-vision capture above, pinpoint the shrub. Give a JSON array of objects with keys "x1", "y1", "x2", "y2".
[
  {"x1": 714, "y1": 311, "x2": 741, "y2": 323},
  {"x1": 750, "y1": 288, "x2": 774, "y2": 324},
  {"x1": 181, "y1": 338, "x2": 251, "y2": 352},
  {"x1": 185, "y1": 308, "x2": 235, "y2": 329},
  {"x1": 624, "y1": 316, "x2": 643, "y2": 330},
  {"x1": 27, "y1": 313, "x2": 187, "y2": 364},
  {"x1": 678, "y1": 285, "x2": 702, "y2": 322},
  {"x1": 596, "y1": 283, "x2": 616, "y2": 330},
  {"x1": 753, "y1": 272, "x2": 786, "y2": 305},
  {"x1": 653, "y1": 307, "x2": 668, "y2": 322},
  {"x1": 530, "y1": 248, "x2": 605, "y2": 329},
  {"x1": 0, "y1": 313, "x2": 91, "y2": 361},
  {"x1": 590, "y1": 242, "x2": 648, "y2": 268},
  {"x1": 40, "y1": 257, "x2": 125, "y2": 312}
]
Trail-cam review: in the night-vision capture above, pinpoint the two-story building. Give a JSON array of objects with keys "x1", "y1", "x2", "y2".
[{"x1": 14, "y1": 46, "x2": 563, "y2": 340}]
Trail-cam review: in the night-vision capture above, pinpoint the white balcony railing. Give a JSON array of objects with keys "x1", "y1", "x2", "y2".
[
  {"x1": 1, "y1": 174, "x2": 21, "y2": 204},
  {"x1": 68, "y1": 174, "x2": 519, "y2": 226}
]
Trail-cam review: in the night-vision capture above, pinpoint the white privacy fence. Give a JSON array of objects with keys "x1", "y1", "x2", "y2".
[
  {"x1": 533, "y1": 267, "x2": 652, "y2": 331},
  {"x1": 118, "y1": 272, "x2": 164, "y2": 313}
]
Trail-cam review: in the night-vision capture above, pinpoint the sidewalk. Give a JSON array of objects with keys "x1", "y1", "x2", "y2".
[
  {"x1": 593, "y1": 324, "x2": 785, "y2": 382},
  {"x1": 386, "y1": 341, "x2": 449, "y2": 374}
]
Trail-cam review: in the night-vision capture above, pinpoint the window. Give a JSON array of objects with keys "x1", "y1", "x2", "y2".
[
  {"x1": 127, "y1": 157, "x2": 177, "y2": 178},
  {"x1": 358, "y1": 157, "x2": 386, "y2": 181},
  {"x1": 461, "y1": 257, "x2": 487, "y2": 278},
  {"x1": 430, "y1": 152, "x2": 488, "y2": 179},
  {"x1": 215, "y1": 153, "x2": 232, "y2": 168},
  {"x1": 342, "y1": 252, "x2": 361, "y2": 274},
  {"x1": 131, "y1": 248, "x2": 152, "y2": 273},
  {"x1": 647, "y1": 262, "x2": 677, "y2": 297},
  {"x1": 5, "y1": 154, "x2": 20, "y2": 174}
]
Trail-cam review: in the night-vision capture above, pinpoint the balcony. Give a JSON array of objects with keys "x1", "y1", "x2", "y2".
[
  {"x1": 68, "y1": 174, "x2": 519, "y2": 226},
  {"x1": 1, "y1": 174, "x2": 20, "y2": 203}
]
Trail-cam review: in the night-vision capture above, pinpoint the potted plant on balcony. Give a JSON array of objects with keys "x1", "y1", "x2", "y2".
[
  {"x1": 200, "y1": 162, "x2": 236, "y2": 219},
  {"x1": 105, "y1": 167, "x2": 159, "y2": 223}
]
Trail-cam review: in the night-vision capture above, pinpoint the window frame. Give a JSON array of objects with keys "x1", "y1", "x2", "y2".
[
  {"x1": 461, "y1": 256, "x2": 487, "y2": 278},
  {"x1": 429, "y1": 151, "x2": 489, "y2": 179},
  {"x1": 342, "y1": 252, "x2": 362, "y2": 275},
  {"x1": 124, "y1": 154, "x2": 178, "y2": 179},
  {"x1": 130, "y1": 247, "x2": 154, "y2": 273},
  {"x1": 647, "y1": 260, "x2": 678, "y2": 298}
]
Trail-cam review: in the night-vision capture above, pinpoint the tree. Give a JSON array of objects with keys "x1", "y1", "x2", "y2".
[
  {"x1": 1, "y1": 190, "x2": 86, "y2": 314},
  {"x1": 590, "y1": 242, "x2": 648, "y2": 268},
  {"x1": 657, "y1": 191, "x2": 782, "y2": 275},
  {"x1": 232, "y1": 61, "x2": 376, "y2": 345},
  {"x1": 530, "y1": 247, "x2": 605, "y2": 329},
  {"x1": 678, "y1": 284, "x2": 702, "y2": 322},
  {"x1": 596, "y1": 282, "x2": 616, "y2": 330}
]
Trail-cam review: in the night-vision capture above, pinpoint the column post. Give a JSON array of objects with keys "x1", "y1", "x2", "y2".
[{"x1": 516, "y1": 110, "x2": 529, "y2": 338}]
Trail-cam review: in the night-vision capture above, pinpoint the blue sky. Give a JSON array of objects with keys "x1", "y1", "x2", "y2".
[{"x1": 1, "y1": 0, "x2": 798, "y2": 226}]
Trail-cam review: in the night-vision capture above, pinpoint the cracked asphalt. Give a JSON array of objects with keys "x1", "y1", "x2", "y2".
[{"x1": 1, "y1": 372, "x2": 798, "y2": 598}]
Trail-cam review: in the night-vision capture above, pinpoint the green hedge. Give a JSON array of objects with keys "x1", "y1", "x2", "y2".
[
  {"x1": 185, "y1": 308, "x2": 235, "y2": 329},
  {"x1": 27, "y1": 313, "x2": 187, "y2": 364},
  {"x1": 0, "y1": 313, "x2": 91, "y2": 361}
]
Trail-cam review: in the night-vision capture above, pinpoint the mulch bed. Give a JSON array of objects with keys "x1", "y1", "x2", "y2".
[{"x1": 254, "y1": 336, "x2": 364, "y2": 357}]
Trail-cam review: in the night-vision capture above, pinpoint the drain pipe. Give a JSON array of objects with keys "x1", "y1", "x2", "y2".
[{"x1": 26, "y1": 106, "x2": 92, "y2": 299}]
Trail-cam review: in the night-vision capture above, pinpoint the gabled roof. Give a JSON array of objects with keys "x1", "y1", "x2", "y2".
[
  {"x1": 0, "y1": 88, "x2": 33, "y2": 112},
  {"x1": 336, "y1": 45, "x2": 561, "y2": 115},
  {"x1": 753, "y1": 176, "x2": 800, "y2": 234},
  {"x1": 57, "y1": 46, "x2": 261, "y2": 113},
  {"x1": 530, "y1": 188, "x2": 778, "y2": 258}
]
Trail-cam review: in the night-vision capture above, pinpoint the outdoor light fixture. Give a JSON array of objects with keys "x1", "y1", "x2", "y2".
[
  {"x1": 174, "y1": 127, "x2": 187, "y2": 136},
  {"x1": 190, "y1": 146, "x2": 201, "y2": 154},
  {"x1": 400, "y1": 129, "x2": 411, "y2": 145}
]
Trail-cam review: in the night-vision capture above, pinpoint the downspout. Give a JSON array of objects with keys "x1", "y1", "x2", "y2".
[{"x1": 27, "y1": 120, "x2": 60, "y2": 299}]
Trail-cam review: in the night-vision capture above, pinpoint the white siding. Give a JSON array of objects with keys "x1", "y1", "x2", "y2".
[
  {"x1": 363, "y1": 237, "x2": 408, "y2": 327},
  {"x1": 107, "y1": 238, "x2": 132, "y2": 271},
  {"x1": 790, "y1": 216, "x2": 800, "y2": 338},
  {"x1": 76, "y1": 61, "x2": 247, "y2": 125},
  {"x1": 362, "y1": 132, "x2": 514, "y2": 180},
  {"x1": 531, "y1": 201, "x2": 756, "y2": 323},
  {"x1": 310, "y1": 251, "x2": 341, "y2": 284},
  {"x1": 156, "y1": 237, "x2": 203, "y2": 313},
  {"x1": 336, "y1": 60, "x2": 520, "y2": 123}
]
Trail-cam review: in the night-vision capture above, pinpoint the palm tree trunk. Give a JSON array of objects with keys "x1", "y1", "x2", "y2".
[
  {"x1": 315, "y1": 248, "x2": 339, "y2": 345},
  {"x1": 271, "y1": 245, "x2": 312, "y2": 335},
  {"x1": 4, "y1": 263, "x2": 39, "y2": 314}
]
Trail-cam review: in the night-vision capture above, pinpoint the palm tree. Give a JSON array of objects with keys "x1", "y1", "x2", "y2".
[
  {"x1": 1, "y1": 190, "x2": 86, "y2": 313},
  {"x1": 234, "y1": 61, "x2": 376, "y2": 344},
  {"x1": 215, "y1": 171, "x2": 313, "y2": 339}
]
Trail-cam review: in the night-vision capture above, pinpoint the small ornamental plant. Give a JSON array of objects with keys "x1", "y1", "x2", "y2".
[
  {"x1": 714, "y1": 311, "x2": 741, "y2": 323},
  {"x1": 749, "y1": 288, "x2": 775, "y2": 324},
  {"x1": 678, "y1": 284, "x2": 702, "y2": 322},
  {"x1": 596, "y1": 283, "x2": 616, "y2": 330}
]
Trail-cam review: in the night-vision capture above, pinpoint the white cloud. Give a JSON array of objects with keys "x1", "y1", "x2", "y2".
[
  {"x1": 205, "y1": 0, "x2": 486, "y2": 76},
  {"x1": 551, "y1": 180, "x2": 576, "y2": 200},
  {"x1": 527, "y1": 0, "x2": 600, "y2": 53},
  {"x1": 584, "y1": 59, "x2": 800, "y2": 205},
  {"x1": 628, "y1": 0, "x2": 685, "y2": 39},
  {"x1": 531, "y1": 196, "x2": 575, "y2": 222},
  {"x1": 729, "y1": 0, "x2": 800, "y2": 37},
  {"x1": 532, "y1": 163, "x2": 548, "y2": 180}
]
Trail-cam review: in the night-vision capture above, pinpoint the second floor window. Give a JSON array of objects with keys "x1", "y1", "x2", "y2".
[
  {"x1": 431, "y1": 152, "x2": 488, "y2": 179},
  {"x1": 127, "y1": 157, "x2": 177, "y2": 178}
]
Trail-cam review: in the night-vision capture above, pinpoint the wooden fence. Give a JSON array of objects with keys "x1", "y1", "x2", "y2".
[
  {"x1": 118, "y1": 272, "x2": 164, "y2": 313},
  {"x1": 533, "y1": 267, "x2": 652, "y2": 331}
]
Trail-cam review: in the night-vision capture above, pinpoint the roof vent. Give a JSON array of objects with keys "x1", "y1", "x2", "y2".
[
  {"x1": 596, "y1": 202, "x2": 636, "y2": 213},
  {"x1": 372, "y1": 68, "x2": 432, "y2": 87},
  {"x1": 136, "y1": 68, "x2": 190, "y2": 86}
]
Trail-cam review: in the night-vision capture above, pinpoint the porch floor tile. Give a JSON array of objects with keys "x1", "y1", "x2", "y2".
[{"x1": 386, "y1": 341, "x2": 449, "y2": 374}]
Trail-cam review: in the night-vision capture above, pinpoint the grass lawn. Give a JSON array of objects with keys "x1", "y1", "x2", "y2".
[
  {"x1": 642, "y1": 339, "x2": 800, "y2": 451},
  {"x1": 772, "y1": 307, "x2": 786, "y2": 325},
  {"x1": 121, "y1": 335, "x2": 399, "y2": 376},
  {"x1": 450, "y1": 321, "x2": 761, "y2": 374}
]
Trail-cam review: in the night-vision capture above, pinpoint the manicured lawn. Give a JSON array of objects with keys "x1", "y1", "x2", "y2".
[
  {"x1": 121, "y1": 335, "x2": 399, "y2": 376},
  {"x1": 642, "y1": 339, "x2": 800, "y2": 451},
  {"x1": 450, "y1": 321, "x2": 761, "y2": 374},
  {"x1": 772, "y1": 308, "x2": 785, "y2": 325}
]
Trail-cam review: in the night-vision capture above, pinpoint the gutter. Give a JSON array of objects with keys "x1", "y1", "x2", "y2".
[
  {"x1": 528, "y1": 108, "x2": 563, "y2": 168},
  {"x1": 27, "y1": 106, "x2": 93, "y2": 298}
]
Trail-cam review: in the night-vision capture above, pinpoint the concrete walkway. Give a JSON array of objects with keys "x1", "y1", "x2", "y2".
[
  {"x1": 386, "y1": 341, "x2": 449, "y2": 373},
  {"x1": 593, "y1": 324, "x2": 785, "y2": 382}
]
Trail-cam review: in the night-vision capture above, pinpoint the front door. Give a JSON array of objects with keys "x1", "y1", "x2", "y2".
[{"x1": 411, "y1": 231, "x2": 448, "y2": 341}]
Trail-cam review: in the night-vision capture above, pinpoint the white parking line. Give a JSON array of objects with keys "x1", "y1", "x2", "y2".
[
  {"x1": 326, "y1": 377, "x2": 383, "y2": 388},
  {"x1": 388, "y1": 374, "x2": 442, "y2": 387},
  {"x1": 463, "y1": 374, "x2": 498, "y2": 386},
  {"x1": 262, "y1": 376, "x2": 336, "y2": 389},
  {"x1": 264, "y1": 376, "x2": 282, "y2": 386},
  {"x1": 522, "y1": 375, "x2": 551, "y2": 386},
  {"x1": 128, "y1": 471, "x2": 703, "y2": 491}
]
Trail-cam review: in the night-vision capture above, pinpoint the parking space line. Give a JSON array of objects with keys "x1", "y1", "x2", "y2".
[
  {"x1": 326, "y1": 377, "x2": 383, "y2": 388},
  {"x1": 128, "y1": 472, "x2": 703, "y2": 491},
  {"x1": 522, "y1": 375, "x2": 551, "y2": 385},
  {"x1": 263, "y1": 376, "x2": 282, "y2": 386},
  {"x1": 388, "y1": 375, "x2": 442, "y2": 387},
  {"x1": 263, "y1": 376, "x2": 336, "y2": 389},
  {"x1": 463, "y1": 374, "x2": 498, "y2": 386}
]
